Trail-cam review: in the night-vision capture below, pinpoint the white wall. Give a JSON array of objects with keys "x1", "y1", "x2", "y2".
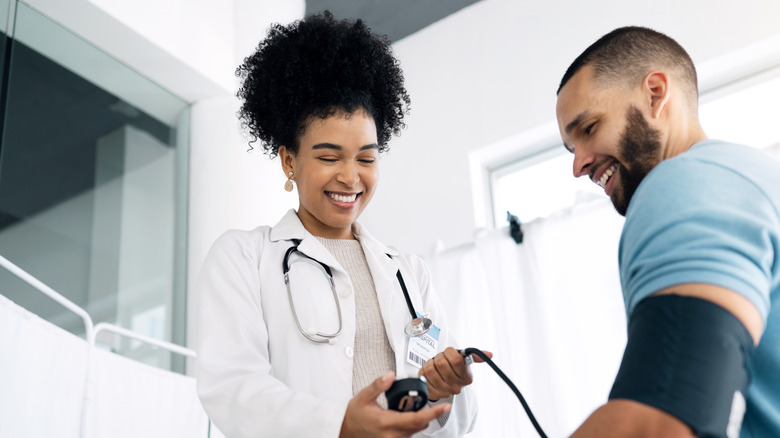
[
  {"x1": 24, "y1": 0, "x2": 227, "y2": 104},
  {"x1": 185, "y1": 0, "x2": 305, "y2": 282},
  {"x1": 84, "y1": 0, "x2": 233, "y2": 90},
  {"x1": 359, "y1": 0, "x2": 780, "y2": 257}
]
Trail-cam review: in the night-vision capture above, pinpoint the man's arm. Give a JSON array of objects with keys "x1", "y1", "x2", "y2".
[{"x1": 570, "y1": 283, "x2": 761, "y2": 438}]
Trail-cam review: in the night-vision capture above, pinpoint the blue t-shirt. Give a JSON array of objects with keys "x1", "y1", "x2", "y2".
[{"x1": 619, "y1": 139, "x2": 780, "y2": 437}]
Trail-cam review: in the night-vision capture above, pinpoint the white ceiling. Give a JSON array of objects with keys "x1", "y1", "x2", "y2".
[{"x1": 305, "y1": 0, "x2": 481, "y2": 42}]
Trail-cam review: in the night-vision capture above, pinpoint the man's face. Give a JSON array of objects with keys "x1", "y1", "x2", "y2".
[{"x1": 556, "y1": 66, "x2": 663, "y2": 216}]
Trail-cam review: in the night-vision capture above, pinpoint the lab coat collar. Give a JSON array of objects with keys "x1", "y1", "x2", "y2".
[
  {"x1": 268, "y1": 209, "x2": 400, "y2": 273},
  {"x1": 269, "y1": 210, "x2": 339, "y2": 272},
  {"x1": 269, "y1": 209, "x2": 399, "y2": 256},
  {"x1": 269, "y1": 209, "x2": 308, "y2": 242}
]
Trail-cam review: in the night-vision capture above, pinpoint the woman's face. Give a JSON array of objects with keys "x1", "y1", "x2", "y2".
[{"x1": 280, "y1": 109, "x2": 379, "y2": 239}]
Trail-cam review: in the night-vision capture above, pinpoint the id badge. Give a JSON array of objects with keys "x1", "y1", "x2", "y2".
[{"x1": 406, "y1": 317, "x2": 440, "y2": 369}]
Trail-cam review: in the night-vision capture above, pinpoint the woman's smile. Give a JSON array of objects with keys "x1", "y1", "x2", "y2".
[{"x1": 326, "y1": 191, "x2": 360, "y2": 205}]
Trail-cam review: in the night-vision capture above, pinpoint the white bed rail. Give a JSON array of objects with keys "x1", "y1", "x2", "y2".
[
  {"x1": 0, "y1": 254, "x2": 94, "y2": 341},
  {"x1": 92, "y1": 322, "x2": 196, "y2": 359}
]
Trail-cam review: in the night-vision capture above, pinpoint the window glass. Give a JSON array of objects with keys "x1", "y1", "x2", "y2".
[
  {"x1": 0, "y1": 2, "x2": 189, "y2": 371},
  {"x1": 491, "y1": 148, "x2": 602, "y2": 225}
]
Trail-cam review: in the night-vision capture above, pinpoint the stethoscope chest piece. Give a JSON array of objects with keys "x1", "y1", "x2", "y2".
[{"x1": 404, "y1": 317, "x2": 432, "y2": 337}]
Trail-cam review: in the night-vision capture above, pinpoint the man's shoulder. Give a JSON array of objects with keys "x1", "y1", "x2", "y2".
[
  {"x1": 658, "y1": 140, "x2": 752, "y2": 173},
  {"x1": 658, "y1": 140, "x2": 774, "y2": 180},
  {"x1": 632, "y1": 140, "x2": 773, "y2": 213}
]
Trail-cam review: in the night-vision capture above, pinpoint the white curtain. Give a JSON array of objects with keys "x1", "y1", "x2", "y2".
[
  {"x1": 0, "y1": 294, "x2": 87, "y2": 438},
  {"x1": 430, "y1": 198, "x2": 628, "y2": 437},
  {"x1": 89, "y1": 348, "x2": 215, "y2": 438},
  {"x1": 0, "y1": 292, "x2": 222, "y2": 437}
]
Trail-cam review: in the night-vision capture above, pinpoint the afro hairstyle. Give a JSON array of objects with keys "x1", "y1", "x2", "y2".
[{"x1": 236, "y1": 11, "x2": 411, "y2": 156}]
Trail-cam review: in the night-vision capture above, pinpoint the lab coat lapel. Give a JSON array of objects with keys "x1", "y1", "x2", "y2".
[
  {"x1": 268, "y1": 209, "x2": 343, "y2": 273},
  {"x1": 352, "y1": 222, "x2": 408, "y2": 367}
]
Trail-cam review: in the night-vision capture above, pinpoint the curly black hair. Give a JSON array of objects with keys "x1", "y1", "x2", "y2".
[{"x1": 236, "y1": 11, "x2": 411, "y2": 156}]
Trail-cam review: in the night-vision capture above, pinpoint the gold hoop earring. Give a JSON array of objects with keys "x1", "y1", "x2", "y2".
[{"x1": 284, "y1": 171, "x2": 294, "y2": 192}]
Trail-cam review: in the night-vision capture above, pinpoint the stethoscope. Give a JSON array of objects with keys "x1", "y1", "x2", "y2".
[{"x1": 282, "y1": 239, "x2": 433, "y2": 344}]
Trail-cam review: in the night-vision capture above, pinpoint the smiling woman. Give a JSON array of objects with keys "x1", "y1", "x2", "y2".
[{"x1": 195, "y1": 11, "x2": 485, "y2": 438}]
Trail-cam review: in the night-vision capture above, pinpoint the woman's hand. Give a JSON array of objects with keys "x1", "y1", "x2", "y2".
[
  {"x1": 418, "y1": 347, "x2": 493, "y2": 402},
  {"x1": 339, "y1": 371, "x2": 451, "y2": 438}
]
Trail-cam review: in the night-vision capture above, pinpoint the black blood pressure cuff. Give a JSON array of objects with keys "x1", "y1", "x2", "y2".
[{"x1": 609, "y1": 295, "x2": 754, "y2": 437}]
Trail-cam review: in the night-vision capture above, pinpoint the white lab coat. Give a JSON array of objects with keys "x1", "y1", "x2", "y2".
[{"x1": 196, "y1": 210, "x2": 478, "y2": 438}]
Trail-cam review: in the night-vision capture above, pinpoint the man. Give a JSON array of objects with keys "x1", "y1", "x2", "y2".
[{"x1": 555, "y1": 26, "x2": 779, "y2": 437}]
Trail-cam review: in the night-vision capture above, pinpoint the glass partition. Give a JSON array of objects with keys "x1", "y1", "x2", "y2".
[{"x1": 0, "y1": 1, "x2": 190, "y2": 372}]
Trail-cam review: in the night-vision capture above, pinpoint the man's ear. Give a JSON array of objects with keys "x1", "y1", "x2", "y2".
[{"x1": 644, "y1": 71, "x2": 671, "y2": 120}]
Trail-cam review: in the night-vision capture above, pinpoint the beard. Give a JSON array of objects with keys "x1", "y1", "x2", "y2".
[{"x1": 611, "y1": 106, "x2": 663, "y2": 216}]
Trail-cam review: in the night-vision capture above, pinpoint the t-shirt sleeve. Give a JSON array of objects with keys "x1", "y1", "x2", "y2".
[{"x1": 619, "y1": 156, "x2": 777, "y2": 323}]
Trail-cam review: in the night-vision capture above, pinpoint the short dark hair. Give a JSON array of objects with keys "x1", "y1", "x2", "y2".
[
  {"x1": 557, "y1": 26, "x2": 698, "y2": 104},
  {"x1": 236, "y1": 11, "x2": 411, "y2": 156}
]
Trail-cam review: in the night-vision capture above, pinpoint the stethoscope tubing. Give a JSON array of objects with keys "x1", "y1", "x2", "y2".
[
  {"x1": 395, "y1": 269, "x2": 417, "y2": 321},
  {"x1": 282, "y1": 240, "x2": 431, "y2": 343},
  {"x1": 283, "y1": 240, "x2": 343, "y2": 343}
]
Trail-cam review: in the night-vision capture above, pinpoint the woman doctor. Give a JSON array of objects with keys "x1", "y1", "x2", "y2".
[{"x1": 196, "y1": 11, "x2": 488, "y2": 438}]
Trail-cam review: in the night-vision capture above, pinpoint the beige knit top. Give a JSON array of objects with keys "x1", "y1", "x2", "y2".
[{"x1": 316, "y1": 236, "x2": 395, "y2": 408}]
